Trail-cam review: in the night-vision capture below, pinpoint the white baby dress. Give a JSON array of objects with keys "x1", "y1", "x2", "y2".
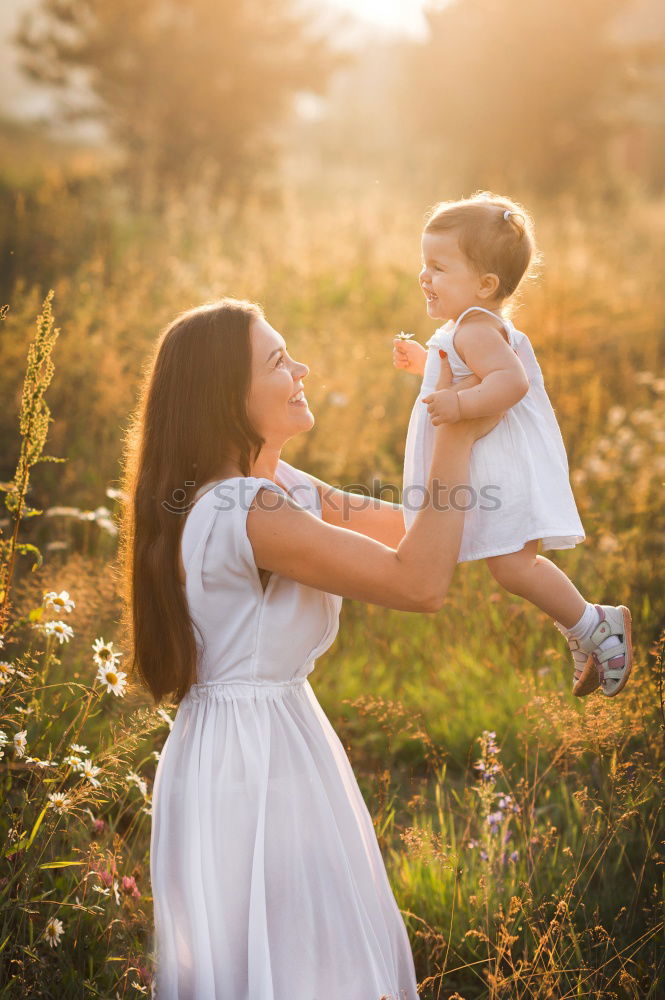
[
  {"x1": 150, "y1": 459, "x2": 419, "y2": 1000},
  {"x1": 402, "y1": 306, "x2": 585, "y2": 562}
]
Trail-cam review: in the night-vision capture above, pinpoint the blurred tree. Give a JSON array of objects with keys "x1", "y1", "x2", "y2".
[
  {"x1": 16, "y1": 0, "x2": 339, "y2": 203},
  {"x1": 401, "y1": 0, "x2": 665, "y2": 196}
]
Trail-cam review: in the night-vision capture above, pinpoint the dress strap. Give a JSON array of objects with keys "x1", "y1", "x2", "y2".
[{"x1": 452, "y1": 306, "x2": 513, "y2": 340}]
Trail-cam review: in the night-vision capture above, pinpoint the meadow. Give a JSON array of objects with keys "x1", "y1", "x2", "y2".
[{"x1": 0, "y1": 157, "x2": 664, "y2": 998}]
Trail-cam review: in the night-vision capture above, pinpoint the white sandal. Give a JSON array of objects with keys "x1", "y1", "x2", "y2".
[
  {"x1": 571, "y1": 642, "x2": 600, "y2": 698},
  {"x1": 588, "y1": 604, "x2": 634, "y2": 697}
]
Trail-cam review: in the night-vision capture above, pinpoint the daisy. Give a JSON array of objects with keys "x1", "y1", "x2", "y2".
[
  {"x1": 126, "y1": 771, "x2": 148, "y2": 798},
  {"x1": 156, "y1": 708, "x2": 174, "y2": 730},
  {"x1": 69, "y1": 743, "x2": 90, "y2": 756},
  {"x1": 0, "y1": 730, "x2": 8, "y2": 747},
  {"x1": 63, "y1": 753, "x2": 84, "y2": 770},
  {"x1": 81, "y1": 759, "x2": 102, "y2": 788},
  {"x1": 44, "y1": 917, "x2": 64, "y2": 948},
  {"x1": 0, "y1": 662, "x2": 16, "y2": 684},
  {"x1": 43, "y1": 620, "x2": 74, "y2": 644},
  {"x1": 92, "y1": 637, "x2": 122, "y2": 668},
  {"x1": 43, "y1": 590, "x2": 75, "y2": 614},
  {"x1": 48, "y1": 792, "x2": 72, "y2": 814},
  {"x1": 13, "y1": 730, "x2": 28, "y2": 757},
  {"x1": 95, "y1": 662, "x2": 128, "y2": 697}
]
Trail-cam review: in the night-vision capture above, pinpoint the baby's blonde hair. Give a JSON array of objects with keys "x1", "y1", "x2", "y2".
[{"x1": 424, "y1": 191, "x2": 540, "y2": 299}]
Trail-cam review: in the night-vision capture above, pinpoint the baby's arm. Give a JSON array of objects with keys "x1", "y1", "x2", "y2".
[
  {"x1": 392, "y1": 334, "x2": 427, "y2": 376},
  {"x1": 423, "y1": 319, "x2": 529, "y2": 423}
]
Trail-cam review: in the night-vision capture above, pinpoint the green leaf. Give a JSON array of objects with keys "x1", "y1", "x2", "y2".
[{"x1": 39, "y1": 860, "x2": 86, "y2": 870}]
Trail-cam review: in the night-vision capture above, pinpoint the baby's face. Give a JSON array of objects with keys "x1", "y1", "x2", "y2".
[{"x1": 419, "y1": 231, "x2": 483, "y2": 322}]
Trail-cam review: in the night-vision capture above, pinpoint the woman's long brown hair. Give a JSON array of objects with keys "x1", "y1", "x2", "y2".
[{"x1": 118, "y1": 297, "x2": 264, "y2": 705}]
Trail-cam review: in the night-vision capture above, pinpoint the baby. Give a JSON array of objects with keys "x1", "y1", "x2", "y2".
[{"x1": 393, "y1": 192, "x2": 633, "y2": 698}]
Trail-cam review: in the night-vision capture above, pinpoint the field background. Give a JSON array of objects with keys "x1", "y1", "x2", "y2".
[{"x1": 1, "y1": 0, "x2": 664, "y2": 996}]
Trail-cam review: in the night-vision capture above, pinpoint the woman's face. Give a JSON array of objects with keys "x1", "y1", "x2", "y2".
[{"x1": 246, "y1": 316, "x2": 313, "y2": 444}]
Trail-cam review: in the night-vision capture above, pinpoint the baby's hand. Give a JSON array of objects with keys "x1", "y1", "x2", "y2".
[
  {"x1": 421, "y1": 388, "x2": 461, "y2": 427},
  {"x1": 392, "y1": 333, "x2": 427, "y2": 376}
]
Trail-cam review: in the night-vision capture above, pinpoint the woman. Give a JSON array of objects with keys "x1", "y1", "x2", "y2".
[{"x1": 119, "y1": 297, "x2": 499, "y2": 999}]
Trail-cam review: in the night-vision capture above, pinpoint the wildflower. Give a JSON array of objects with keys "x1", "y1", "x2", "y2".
[
  {"x1": 63, "y1": 753, "x2": 85, "y2": 770},
  {"x1": 69, "y1": 743, "x2": 90, "y2": 756},
  {"x1": 0, "y1": 730, "x2": 9, "y2": 747},
  {"x1": 95, "y1": 662, "x2": 128, "y2": 696},
  {"x1": 480, "y1": 849, "x2": 489, "y2": 862},
  {"x1": 43, "y1": 620, "x2": 74, "y2": 644},
  {"x1": 48, "y1": 792, "x2": 72, "y2": 814},
  {"x1": 92, "y1": 884, "x2": 111, "y2": 896},
  {"x1": 43, "y1": 590, "x2": 75, "y2": 614},
  {"x1": 44, "y1": 917, "x2": 64, "y2": 948},
  {"x1": 152, "y1": 750, "x2": 161, "y2": 762},
  {"x1": 467, "y1": 839, "x2": 479, "y2": 849},
  {"x1": 121, "y1": 875, "x2": 140, "y2": 899},
  {"x1": 91, "y1": 817, "x2": 107, "y2": 835},
  {"x1": 92, "y1": 637, "x2": 122, "y2": 668},
  {"x1": 25, "y1": 757, "x2": 58, "y2": 768},
  {"x1": 487, "y1": 810, "x2": 504, "y2": 831},
  {"x1": 13, "y1": 730, "x2": 28, "y2": 757},
  {"x1": 156, "y1": 707, "x2": 174, "y2": 730},
  {"x1": 81, "y1": 759, "x2": 102, "y2": 788},
  {"x1": 126, "y1": 771, "x2": 148, "y2": 798},
  {"x1": 509, "y1": 851, "x2": 519, "y2": 862},
  {"x1": 0, "y1": 662, "x2": 16, "y2": 684}
]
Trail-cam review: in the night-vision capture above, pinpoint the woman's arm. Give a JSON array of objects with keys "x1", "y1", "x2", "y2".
[
  {"x1": 423, "y1": 319, "x2": 529, "y2": 423},
  {"x1": 299, "y1": 368, "x2": 485, "y2": 547},
  {"x1": 297, "y1": 473, "x2": 407, "y2": 548},
  {"x1": 247, "y1": 360, "x2": 501, "y2": 613}
]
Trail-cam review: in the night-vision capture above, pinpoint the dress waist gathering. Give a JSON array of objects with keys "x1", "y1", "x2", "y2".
[{"x1": 181, "y1": 674, "x2": 312, "y2": 704}]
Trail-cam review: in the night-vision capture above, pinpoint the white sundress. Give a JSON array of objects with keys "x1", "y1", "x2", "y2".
[
  {"x1": 149, "y1": 459, "x2": 419, "y2": 1000},
  {"x1": 402, "y1": 306, "x2": 585, "y2": 563}
]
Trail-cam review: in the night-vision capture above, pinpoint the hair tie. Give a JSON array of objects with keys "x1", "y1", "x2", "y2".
[{"x1": 503, "y1": 210, "x2": 512, "y2": 221}]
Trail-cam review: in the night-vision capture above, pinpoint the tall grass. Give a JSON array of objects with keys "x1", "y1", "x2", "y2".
[{"x1": 0, "y1": 170, "x2": 663, "y2": 997}]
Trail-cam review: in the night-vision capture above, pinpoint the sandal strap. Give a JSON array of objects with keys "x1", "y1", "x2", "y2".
[{"x1": 594, "y1": 645, "x2": 626, "y2": 665}]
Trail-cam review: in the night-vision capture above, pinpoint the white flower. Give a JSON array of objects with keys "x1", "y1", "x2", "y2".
[
  {"x1": 43, "y1": 620, "x2": 74, "y2": 644},
  {"x1": 92, "y1": 884, "x2": 111, "y2": 896},
  {"x1": 81, "y1": 759, "x2": 102, "y2": 788},
  {"x1": 0, "y1": 730, "x2": 9, "y2": 747},
  {"x1": 69, "y1": 743, "x2": 90, "y2": 756},
  {"x1": 156, "y1": 708, "x2": 173, "y2": 730},
  {"x1": 44, "y1": 917, "x2": 64, "y2": 948},
  {"x1": 13, "y1": 730, "x2": 28, "y2": 757},
  {"x1": 0, "y1": 662, "x2": 16, "y2": 684},
  {"x1": 43, "y1": 590, "x2": 75, "y2": 614},
  {"x1": 607, "y1": 405, "x2": 626, "y2": 428},
  {"x1": 63, "y1": 753, "x2": 85, "y2": 770},
  {"x1": 95, "y1": 662, "x2": 128, "y2": 697},
  {"x1": 92, "y1": 637, "x2": 122, "y2": 668},
  {"x1": 126, "y1": 771, "x2": 148, "y2": 798},
  {"x1": 152, "y1": 750, "x2": 161, "y2": 762},
  {"x1": 48, "y1": 792, "x2": 72, "y2": 814}
]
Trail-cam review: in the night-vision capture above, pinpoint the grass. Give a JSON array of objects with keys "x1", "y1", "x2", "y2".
[{"x1": 0, "y1": 162, "x2": 663, "y2": 998}]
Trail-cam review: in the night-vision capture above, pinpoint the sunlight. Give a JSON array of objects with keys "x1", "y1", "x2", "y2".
[{"x1": 323, "y1": 0, "x2": 427, "y2": 36}]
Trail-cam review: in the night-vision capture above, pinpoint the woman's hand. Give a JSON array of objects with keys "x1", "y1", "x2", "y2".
[{"x1": 426, "y1": 349, "x2": 502, "y2": 441}]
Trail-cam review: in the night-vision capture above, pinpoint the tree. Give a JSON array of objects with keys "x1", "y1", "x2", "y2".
[
  {"x1": 16, "y1": 0, "x2": 338, "y2": 200},
  {"x1": 401, "y1": 0, "x2": 665, "y2": 195}
]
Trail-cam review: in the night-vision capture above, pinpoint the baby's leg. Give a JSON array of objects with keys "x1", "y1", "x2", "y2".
[
  {"x1": 485, "y1": 540, "x2": 585, "y2": 627},
  {"x1": 486, "y1": 541, "x2": 629, "y2": 697}
]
